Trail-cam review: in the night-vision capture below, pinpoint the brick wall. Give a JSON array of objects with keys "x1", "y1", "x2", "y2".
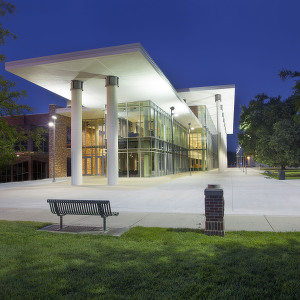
[
  {"x1": 4, "y1": 113, "x2": 49, "y2": 128},
  {"x1": 48, "y1": 104, "x2": 71, "y2": 178},
  {"x1": 4, "y1": 113, "x2": 49, "y2": 151},
  {"x1": 2, "y1": 113, "x2": 50, "y2": 181},
  {"x1": 17, "y1": 153, "x2": 49, "y2": 180},
  {"x1": 204, "y1": 185, "x2": 225, "y2": 236}
]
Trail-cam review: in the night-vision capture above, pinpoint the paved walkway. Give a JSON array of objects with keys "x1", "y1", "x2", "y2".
[{"x1": 0, "y1": 168, "x2": 300, "y2": 232}]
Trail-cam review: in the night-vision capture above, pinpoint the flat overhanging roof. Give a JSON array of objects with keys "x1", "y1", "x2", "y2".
[
  {"x1": 177, "y1": 85, "x2": 235, "y2": 133},
  {"x1": 5, "y1": 43, "x2": 235, "y2": 133}
]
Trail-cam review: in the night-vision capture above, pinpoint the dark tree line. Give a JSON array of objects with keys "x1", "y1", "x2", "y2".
[
  {"x1": 0, "y1": 1, "x2": 45, "y2": 167},
  {"x1": 238, "y1": 70, "x2": 300, "y2": 169}
]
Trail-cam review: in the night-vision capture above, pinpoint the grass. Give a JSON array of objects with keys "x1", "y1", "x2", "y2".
[
  {"x1": 0, "y1": 221, "x2": 300, "y2": 299},
  {"x1": 262, "y1": 169, "x2": 300, "y2": 179}
]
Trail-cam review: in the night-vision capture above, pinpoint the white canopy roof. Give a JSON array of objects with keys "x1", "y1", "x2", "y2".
[
  {"x1": 177, "y1": 85, "x2": 235, "y2": 133},
  {"x1": 5, "y1": 43, "x2": 235, "y2": 133}
]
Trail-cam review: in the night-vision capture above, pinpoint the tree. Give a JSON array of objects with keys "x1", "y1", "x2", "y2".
[
  {"x1": 238, "y1": 92, "x2": 300, "y2": 169},
  {"x1": 0, "y1": 1, "x2": 44, "y2": 167},
  {"x1": 279, "y1": 69, "x2": 300, "y2": 122},
  {"x1": 268, "y1": 119, "x2": 300, "y2": 168},
  {"x1": 0, "y1": 0, "x2": 17, "y2": 62}
]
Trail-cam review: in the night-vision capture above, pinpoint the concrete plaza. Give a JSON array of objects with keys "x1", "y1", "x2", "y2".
[{"x1": 0, "y1": 168, "x2": 300, "y2": 232}]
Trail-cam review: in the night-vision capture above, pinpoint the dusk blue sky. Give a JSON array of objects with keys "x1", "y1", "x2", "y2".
[{"x1": 1, "y1": 0, "x2": 300, "y2": 151}]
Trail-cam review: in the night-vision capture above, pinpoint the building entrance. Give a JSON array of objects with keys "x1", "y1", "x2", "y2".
[{"x1": 82, "y1": 156, "x2": 106, "y2": 175}]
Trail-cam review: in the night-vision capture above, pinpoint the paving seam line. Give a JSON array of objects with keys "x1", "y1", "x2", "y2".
[
  {"x1": 68, "y1": 215, "x2": 99, "y2": 226},
  {"x1": 264, "y1": 215, "x2": 275, "y2": 232},
  {"x1": 129, "y1": 213, "x2": 151, "y2": 227}
]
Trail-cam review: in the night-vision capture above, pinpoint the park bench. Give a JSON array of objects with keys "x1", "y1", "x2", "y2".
[{"x1": 47, "y1": 199, "x2": 119, "y2": 231}]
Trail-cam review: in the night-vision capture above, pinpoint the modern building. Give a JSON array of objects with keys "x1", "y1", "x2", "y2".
[{"x1": 5, "y1": 43, "x2": 235, "y2": 185}]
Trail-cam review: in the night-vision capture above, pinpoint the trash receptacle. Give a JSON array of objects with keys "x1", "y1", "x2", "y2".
[
  {"x1": 204, "y1": 184, "x2": 224, "y2": 236},
  {"x1": 278, "y1": 170, "x2": 285, "y2": 180}
]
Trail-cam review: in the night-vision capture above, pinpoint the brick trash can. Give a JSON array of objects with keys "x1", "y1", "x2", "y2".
[{"x1": 204, "y1": 184, "x2": 224, "y2": 236}]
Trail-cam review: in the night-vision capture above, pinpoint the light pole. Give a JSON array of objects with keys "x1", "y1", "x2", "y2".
[
  {"x1": 49, "y1": 115, "x2": 57, "y2": 182},
  {"x1": 170, "y1": 106, "x2": 175, "y2": 174},
  {"x1": 188, "y1": 123, "x2": 191, "y2": 176}
]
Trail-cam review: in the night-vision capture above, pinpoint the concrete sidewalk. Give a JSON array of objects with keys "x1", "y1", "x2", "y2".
[
  {"x1": 0, "y1": 168, "x2": 300, "y2": 232},
  {"x1": 1, "y1": 207, "x2": 300, "y2": 233}
]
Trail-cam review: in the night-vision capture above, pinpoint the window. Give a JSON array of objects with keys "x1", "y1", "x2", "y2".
[{"x1": 67, "y1": 126, "x2": 71, "y2": 148}]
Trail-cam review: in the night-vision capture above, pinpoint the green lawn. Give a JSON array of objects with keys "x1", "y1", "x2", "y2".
[
  {"x1": 262, "y1": 169, "x2": 300, "y2": 179},
  {"x1": 0, "y1": 221, "x2": 299, "y2": 299}
]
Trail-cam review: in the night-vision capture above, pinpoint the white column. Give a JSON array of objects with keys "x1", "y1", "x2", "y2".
[
  {"x1": 215, "y1": 94, "x2": 222, "y2": 172},
  {"x1": 106, "y1": 76, "x2": 119, "y2": 185},
  {"x1": 71, "y1": 80, "x2": 83, "y2": 185},
  {"x1": 224, "y1": 131, "x2": 228, "y2": 169}
]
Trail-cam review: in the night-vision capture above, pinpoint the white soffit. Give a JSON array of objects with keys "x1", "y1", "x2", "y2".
[
  {"x1": 5, "y1": 43, "x2": 200, "y2": 129},
  {"x1": 177, "y1": 85, "x2": 235, "y2": 134}
]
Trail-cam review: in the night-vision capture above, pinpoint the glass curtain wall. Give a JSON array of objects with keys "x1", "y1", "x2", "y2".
[
  {"x1": 189, "y1": 128, "x2": 206, "y2": 171},
  {"x1": 117, "y1": 101, "x2": 188, "y2": 177},
  {"x1": 81, "y1": 100, "x2": 213, "y2": 177},
  {"x1": 197, "y1": 106, "x2": 218, "y2": 170},
  {"x1": 82, "y1": 118, "x2": 106, "y2": 175}
]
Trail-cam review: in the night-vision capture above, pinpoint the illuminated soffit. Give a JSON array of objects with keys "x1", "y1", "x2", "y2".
[
  {"x1": 177, "y1": 85, "x2": 235, "y2": 134},
  {"x1": 5, "y1": 44, "x2": 234, "y2": 132}
]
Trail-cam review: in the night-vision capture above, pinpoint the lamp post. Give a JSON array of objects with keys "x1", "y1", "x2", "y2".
[
  {"x1": 170, "y1": 106, "x2": 175, "y2": 174},
  {"x1": 188, "y1": 123, "x2": 191, "y2": 176},
  {"x1": 247, "y1": 156, "x2": 250, "y2": 167},
  {"x1": 49, "y1": 115, "x2": 57, "y2": 182}
]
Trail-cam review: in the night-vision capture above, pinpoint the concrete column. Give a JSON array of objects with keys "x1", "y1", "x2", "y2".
[
  {"x1": 202, "y1": 148, "x2": 206, "y2": 171},
  {"x1": 106, "y1": 76, "x2": 119, "y2": 185},
  {"x1": 224, "y1": 131, "x2": 228, "y2": 169},
  {"x1": 202, "y1": 127, "x2": 206, "y2": 171},
  {"x1": 215, "y1": 94, "x2": 222, "y2": 172},
  {"x1": 71, "y1": 80, "x2": 83, "y2": 185}
]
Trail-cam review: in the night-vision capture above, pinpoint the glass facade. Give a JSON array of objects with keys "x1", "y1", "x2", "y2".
[
  {"x1": 81, "y1": 100, "x2": 214, "y2": 177},
  {"x1": 82, "y1": 118, "x2": 106, "y2": 175},
  {"x1": 0, "y1": 160, "x2": 48, "y2": 183},
  {"x1": 117, "y1": 101, "x2": 189, "y2": 177},
  {"x1": 197, "y1": 105, "x2": 218, "y2": 170},
  {"x1": 189, "y1": 128, "x2": 206, "y2": 171}
]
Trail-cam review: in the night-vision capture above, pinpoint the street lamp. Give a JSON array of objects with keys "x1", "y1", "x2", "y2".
[
  {"x1": 247, "y1": 156, "x2": 250, "y2": 167},
  {"x1": 49, "y1": 115, "x2": 57, "y2": 182},
  {"x1": 170, "y1": 106, "x2": 175, "y2": 174}
]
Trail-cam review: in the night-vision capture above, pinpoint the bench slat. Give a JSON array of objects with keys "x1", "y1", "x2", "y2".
[{"x1": 47, "y1": 199, "x2": 118, "y2": 217}]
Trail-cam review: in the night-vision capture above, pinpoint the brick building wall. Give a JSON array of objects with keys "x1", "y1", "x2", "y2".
[
  {"x1": 16, "y1": 153, "x2": 49, "y2": 180},
  {"x1": 4, "y1": 113, "x2": 49, "y2": 151},
  {"x1": 1, "y1": 113, "x2": 50, "y2": 182},
  {"x1": 48, "y1": 104, "x2": 71, "y2": 178}
]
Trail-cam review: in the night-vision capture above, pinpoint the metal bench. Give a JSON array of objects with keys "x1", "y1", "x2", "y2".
[{"x1": 47, "y1": 199, "x2": 119, "y2": 231}]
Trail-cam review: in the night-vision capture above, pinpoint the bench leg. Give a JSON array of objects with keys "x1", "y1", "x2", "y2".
[
  {"x1": 60, "y1": 216, "x2": 63, "y2": 230},
  {"x1": 103, "y1": 217, "x2": 106, "y2": 232}
]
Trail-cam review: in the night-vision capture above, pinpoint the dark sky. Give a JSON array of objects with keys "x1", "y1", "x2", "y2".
[{"x1": 1, "y1": 0, "x2": 300, "y2": 151}]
